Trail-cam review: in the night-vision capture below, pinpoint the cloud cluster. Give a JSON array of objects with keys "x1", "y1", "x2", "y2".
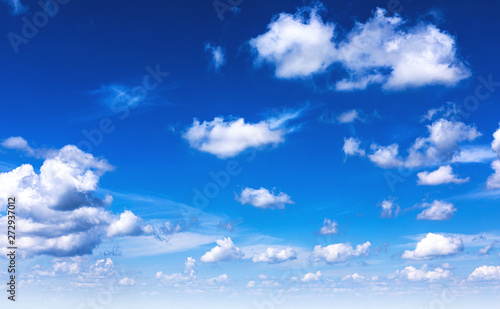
[
  {"x1": 402, "y1": 233, "x2": 463, "y2": 260},
  {"x1": 250, "y1": 6, "x2": 469, "y2": 90},
  {"x1": 313, "y1": 241, "x2": 371, "y2": 263},
  {"x1": 0, "y1": 144, "x2": 155, "y2": 257},
  {"x1": 236, "y1": 187, "x2": 293, "y2": 210}
]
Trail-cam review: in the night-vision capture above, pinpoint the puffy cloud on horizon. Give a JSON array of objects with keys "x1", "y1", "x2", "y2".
[
  {"x1": 249, "y1": 6, "x2": 469, "y2": 90},
  {"x1": 313, "y1": 241, "x2": 371, "y2": 264},
  {"x1": 200, "y1": 237, "x2": 244, "y2": 263},
  {"x1": 252, "y1": 247, "x2": 297, "y2": 263},
  {"x1": 402, "y1": 233, "x2": 463, "y2": 260},
  {"x1": 416, "y1": 200, "x2": 457, "y2": 221},
  {"x1": 236, "y1": 187, "x2": 293, "y2": 210}
]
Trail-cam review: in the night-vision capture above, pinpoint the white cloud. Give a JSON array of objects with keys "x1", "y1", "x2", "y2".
[
  {"x1": 252, "y1": 247, "x2": 297, "y2": 263},
  {"x1": 402, "y1": 233, "x2": 463, "y2": 260},
  {"x1": 396, "y1": 265, "x2": 452, "y2": 282},
  {"x1": 246, "y1": 280, "x2": 256, "y2": 288},
  {"x1": 468, "y1": 266, "x2": 500, "y2": 281},
  {"x1": 319, "y1": 218, "x2": 338, "y2": 235},
  {"x1": 118, "y1": 277, "x2": 136, "y2": 286},
  {"x1": 107, "y1": 210, "x2": 153, "y2": 237},
  {"x1": 337, "y1": 109, "x2": 360, "y2": 123},
  {"x1": 236, "y1": 187, "x2": 293, "y2": 210},
  {"x1": 208, "y1": 274, "x2": 229, "y2": 285},
  {"x1": 343, "y1": 137, "x2": 365, "y2": 157},
  {"x1": 406, "y1": 119, "x2": 481, "y2": 168},
  {"x1": 2, "y1": 0, "x2": 26, "y2": 15},
  {"x1": 379, "y1": 199, "x2": 399, "y2": 218},
  {"x1": 313, "y1": 241, "x2": 371, "y2": 263},
  {"x1": 205, "y1": 43, "x2": 226, "y2": 71},
  {"x1": 368, "y1": 144, "x2": 403, "y2": 168},
  {"x1": 1, "y1": 136, "x2": 34, "y2": 155},
  {"x1": 200, "y1": 237, "x2": 244, "y2": 263},
  {"x1": 183, "y1": 111, "x2": 301, "y2": 158},
  {"x1": 451, "y1": 146, "x2": 497, "y2": 163},
  {"x1": 184, "y1": 257, "x2": 197, "y2": 276},
  {"x1": 342, "y1": 273, "x2": 365, "y2": 282},
  {"x1": 250, "y1": 6, "x2": 469, "y2": 90},
  {"x1": 249, "y1": 6, "x2": 336, "y2": 78},
  {"x1": 301, "y1": 271, "x2": 322, "y2": 282},
  {"x1": 479, "y1": 242, "x2": 498, "y2": 255},
  {"x1": 417, "y1": 200, "x2": 456, "y2": 220},
  {"x1": 417, "y1": 165, "x2": 469, "y2": 185},
  {"x1": 155, "y1": 271, "x2": 191, "y2": 283},
  {"x1": 487, "y1": 125, "x2": 500, "y2": 189}
]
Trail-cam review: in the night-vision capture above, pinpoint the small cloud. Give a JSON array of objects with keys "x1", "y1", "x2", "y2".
[
  {"x1": 301, "y1": 271, "x2": 321, "y2": 282},
  {"x1": 379, "y1": 199, "x2": 400, "y2": 218},
  {"x1": 252, "y1": 247, "x2": 297, "y2": 264},
  {"x1": 236, "y1": 187, "x2": 293, "y2": 210},
  {"x1": 319, "y1": 218, "x2": 338, "y2": 235},
  {"x1": 417, "y1": 165, "x2": 469, "y2": 185},
  {"x1": 402, "y1": 233, "x2": 463, "y2": 260},
  {"x1": 416, "y1": 200, "x2": 456, "y2": 221},
  {"x1": 200, "y1": 237, "x2": 244, "y2": 263},
  {"x1": 205, "y1": 43, "x2": 226, "y2": 71},
  {"x1": 118, "y1": 277, "x2": 136, "y2": 286}
]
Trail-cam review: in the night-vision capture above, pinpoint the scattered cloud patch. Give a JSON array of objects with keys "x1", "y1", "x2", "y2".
[
  {"x1": 343, "y1": 137, "x2": 365, "y2": 157},
  {"x1": 118, "y1": 277, "x2": 136, "y2": 286},
  {"x1": 236, "y1": 187, "x2": 293, "y2": 210},
  {"x1": 416, "y1": 200, "x2": 456, "y2": 220},
  {"x1": 205, "y1": 43, "x2": 226, "y2": 71},
  {"x1": 379, "y1": 199, "x2": 400, "y2": 218},
  {"x1": 319, "y1": 218, "x2": 338, "y2": 235},
  {"x1": 301, "y1": 271, "x2": 322, "y2": 282},
  {"x1": 395, "y1": 265, "x2": 452, "y2": 282},
  {"x1": 368, "y1": 144, "x2": 403, "y2": 168},
  {"x1": 468, "y1": 266, "x2": 500, "y2": 281}
]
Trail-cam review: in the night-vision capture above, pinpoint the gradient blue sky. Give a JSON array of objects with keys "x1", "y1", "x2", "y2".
[{"x1": 1, "y1": 0, "x2": 500, "y2": 308}]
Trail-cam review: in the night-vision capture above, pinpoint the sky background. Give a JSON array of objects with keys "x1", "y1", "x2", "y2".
[{"x1": 0, "y1": 0, "x2": 500, "y2": 308}]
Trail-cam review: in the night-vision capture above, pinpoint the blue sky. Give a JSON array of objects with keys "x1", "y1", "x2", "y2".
[{"x1": 1, "y1": 0, "x2": 500, "y2": 308}]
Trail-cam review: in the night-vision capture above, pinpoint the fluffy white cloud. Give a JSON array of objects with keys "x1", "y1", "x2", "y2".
[
  {"x1": 250, "y1": 6, "x2": 469, "y2": 90},
  {"x1": 205, "y1": 43, "x2": 226, "y2": 71},
  {"x1": 184, "y1": 257, "x2": 197, "y2": 276},
  {"x1": 451, "y1": 146, "x2": 497, "y2": 163},
  {"x1": 246, "y1": 280, "x2": 256, "y2": 288},
  {"x1": 249, "y1": 6, "x2": 336, "y2": 78},
  {"x1": 252, "y1": 247, "x2": 297, "y2": 263},
  {"x1": 396, "y1": 265, "x2": 452, "y2": 282},
  {"x1": 416, "y1": 200, "x2": 457, "y2": 220},
  {"x1": 183, "y1": 111, "x2": 301, "y2": 158},
  {"x1": 368, "y1": 144, "x2": 403, "y2": 168},
  {"x1": 313, "y1": 241, "x2": 371, "y2": 263},
  {"x1": 1, "y1": 136, "x2": 34, "y2": 155},
  {"x1": 343, "y1": 137, "x2": 365, "y2": 157},
  {"x1": 417, "y1": 165, "x2": 469, "y2": 185},
  {"x1": 107, "y1": 210, "x2": 154, "y2": 237},
  {"x1": 468, "y1": 266, "x2": 500, "y2": 281},
  {"x1": 319, "y1": 218, "x2": 338, "y2": 235},
  {"x1": 200, "y1": 237, "x2": 244, "y2": 263},
  {"x1": 236, "y1": 187, "x2": 293, "y2": 209},
  {"x1": 208, "y1": 274, "x2": 229, "y2": 285},
  {"x1": 402, "y1": 233, "x2": 463, "y2": 260},
  {"x1": 406, "y1": 119, "x2": 481, "y2": 167},
  {"x1": 118, "y1": 277, "x2": 136, "y2": 286},
  {"x1": 365, "y1": 119, "x2": 481, "y2": 169},
  {"x1": 379, "y1": 199, "x2": 400, "y2": 218},
  {"x1": 301, "y1": 271, "x2": 322, "y2": 282}
]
